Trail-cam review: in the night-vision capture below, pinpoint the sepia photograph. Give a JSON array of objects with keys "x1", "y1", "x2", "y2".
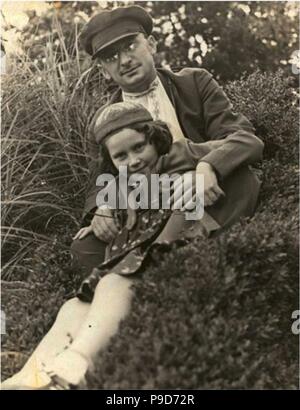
[{"x1": 0, "y1": 0, "x2": 299, "y2": 391}]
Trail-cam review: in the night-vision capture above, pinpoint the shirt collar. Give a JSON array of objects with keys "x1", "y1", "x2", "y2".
[{"x1": 122, "y1": 76, "x2": 161, "y2": 99}]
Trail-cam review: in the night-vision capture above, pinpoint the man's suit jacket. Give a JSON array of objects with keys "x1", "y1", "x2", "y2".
[{"x1": 83, "y1": 67, "x2": 264, "y2": 229}]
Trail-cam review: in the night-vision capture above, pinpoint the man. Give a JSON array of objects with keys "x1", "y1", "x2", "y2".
[{"x1": 72, "y1": 5, "x2": 264, "y2": 272}]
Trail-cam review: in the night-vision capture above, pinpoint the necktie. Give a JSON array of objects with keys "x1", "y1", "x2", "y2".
[
  {"x1": 122, "y1": 77, "x2": 160, "y2": 98},
  {"x1": 123, "y1": 77, "x2": 160, "y2": 120}
]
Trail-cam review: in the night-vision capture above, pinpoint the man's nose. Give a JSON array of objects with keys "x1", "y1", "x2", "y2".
[{"x1": 119, "y1": 50, "x2": 132, "y2": 66}]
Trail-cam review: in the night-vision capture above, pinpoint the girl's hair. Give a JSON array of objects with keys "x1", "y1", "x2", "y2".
[{"x1": 98, "y1": 120, "x2": 173, "y2": 174}]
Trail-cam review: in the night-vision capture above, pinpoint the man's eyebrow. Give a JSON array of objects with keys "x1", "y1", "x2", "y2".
[
  {"x1": 99, "y1": 35, "x2": 137, "y2": 58},
  {"x1": 121, "y1": 36, "x2": 137, "y2": 45},
  {"x1": 99, "y1": 46, "x2": 118, "y2": 58}
]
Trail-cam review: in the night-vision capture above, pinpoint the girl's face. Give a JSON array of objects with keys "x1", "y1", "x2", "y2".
[{"x1": 105, "y1": 128, "x2": 158, "y2": 175}]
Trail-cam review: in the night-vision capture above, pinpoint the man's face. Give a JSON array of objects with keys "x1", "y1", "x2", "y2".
[{"x1": 97, "y1": 34, "x2": 157, "y2": 93}]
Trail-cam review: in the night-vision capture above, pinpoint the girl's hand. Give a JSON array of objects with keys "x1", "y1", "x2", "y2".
[{"x1": 73, "y1": 225, "x2": 93, "y2": 240}]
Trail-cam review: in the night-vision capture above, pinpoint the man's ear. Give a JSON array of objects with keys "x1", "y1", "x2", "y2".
[{"x1": 147, "y1": 35, "x2": 157, "y2": 55}]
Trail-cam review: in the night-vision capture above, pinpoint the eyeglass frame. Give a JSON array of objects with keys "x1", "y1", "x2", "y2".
[{"x1": 96, "y1": 35, "x2": 141, "y2": 64}]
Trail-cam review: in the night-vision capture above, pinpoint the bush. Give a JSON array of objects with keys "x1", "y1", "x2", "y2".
[{"x1": 225, "y1": 70, "x2": 299, "y2": 162}]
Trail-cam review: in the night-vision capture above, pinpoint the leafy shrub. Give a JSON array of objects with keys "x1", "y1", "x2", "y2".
[{"x1": 225, "y1": 69, "x2": 299, "y2": 162}]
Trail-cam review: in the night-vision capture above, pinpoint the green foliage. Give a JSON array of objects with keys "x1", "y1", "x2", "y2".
[
  {"x1": 225, "y1": 69, "x2": 299, "y2": 161},
  {"x1": 146, "y1": 1, "x2": 298, "y2": 81},
  {"x1": 2, "y1": 1, "x2": 298, "y2": 82}
]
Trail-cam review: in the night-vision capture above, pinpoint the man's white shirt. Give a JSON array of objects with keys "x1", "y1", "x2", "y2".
[{"x1": 122, "y1": 76, "x2": 186, "y2": 142}]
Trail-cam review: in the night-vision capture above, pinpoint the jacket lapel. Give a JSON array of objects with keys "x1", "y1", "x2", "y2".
[
  {"x1": 157, "y1": 69, "x2": 190, "y2": 139},
  {"x1": 157, "y1": 70, "x2": 176, "y2": 106}
]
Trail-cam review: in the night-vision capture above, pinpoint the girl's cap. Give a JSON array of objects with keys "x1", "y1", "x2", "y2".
[{"x1": 94, "y1": 101, "x2": 153, "y2": 144}]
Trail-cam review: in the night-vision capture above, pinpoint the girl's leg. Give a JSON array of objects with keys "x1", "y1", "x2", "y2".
[
  {"x1": 46, "y1": 273, "x2": 135, "y2": 386},
  {"x1": 1, "y1": 297, "x2": 90, "y2": 389}
]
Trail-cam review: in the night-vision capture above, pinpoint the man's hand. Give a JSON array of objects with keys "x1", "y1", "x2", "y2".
[
  {"x1": 169, "y1": 162, "x2": 225, "y2": 211},
  {"x1": 90, "y1": 206, "x2": 119, "y2": 242},
  {"x1": 194, "y1": 161, "x2": 225, "y2": 207},
  {"x1": 72, "y1": 206, "x2": 120, "y2": 242}
]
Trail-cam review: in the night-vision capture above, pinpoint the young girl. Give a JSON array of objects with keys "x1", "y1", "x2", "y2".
[
  {"x1": 74, "y1": 101, "x2": 260, "y2": 303},
  {"x1": 1, "y1": 102, "x2": 261, "y2": 390}
]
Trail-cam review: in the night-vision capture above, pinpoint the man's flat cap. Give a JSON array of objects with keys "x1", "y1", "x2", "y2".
[{"x1": 80, "y1": 5, "x2": 153, "y2": 59}]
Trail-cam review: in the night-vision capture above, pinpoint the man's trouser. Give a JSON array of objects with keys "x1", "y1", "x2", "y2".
[{"x1": 70, "y1": 234, "x2": 107, "y2": 274}]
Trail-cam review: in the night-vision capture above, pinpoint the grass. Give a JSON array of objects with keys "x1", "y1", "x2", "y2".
[{"x1": 1, "y1": 20, "x2": 108, "y2": 278}]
